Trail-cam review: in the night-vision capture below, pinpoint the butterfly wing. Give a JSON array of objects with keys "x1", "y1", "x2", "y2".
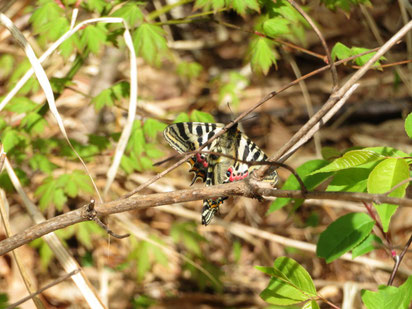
[
  {"x1": 163, "y1": 122, "x2": 277, "y2": 226},
  {"x1": 201, "y1": 128, "x2": 278, "y2": 225},
  {"x1": 164, "y1": 122, "x2": 224, "y2": 184}
]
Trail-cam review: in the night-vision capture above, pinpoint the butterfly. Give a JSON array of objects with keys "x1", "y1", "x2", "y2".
[{"x1": 163, "y1": 122, "x2": 277, "y2": 225}]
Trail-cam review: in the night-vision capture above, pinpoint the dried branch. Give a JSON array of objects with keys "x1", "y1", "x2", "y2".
[{"x1": 2, "y1": 180, "x2": 412, "y2": 256}]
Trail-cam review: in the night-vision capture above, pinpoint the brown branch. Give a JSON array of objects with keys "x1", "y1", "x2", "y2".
[
  {"x1": 387, "y1": 234, "x2": 412, "y2": 286},
  {"x1": 2, "y1": 180, "x2": 412, "y2": 256}
]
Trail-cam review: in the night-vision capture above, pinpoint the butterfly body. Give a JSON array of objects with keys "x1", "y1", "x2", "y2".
[{"x1": 163, "y1": 122, "x2": 277, "y2": 225}]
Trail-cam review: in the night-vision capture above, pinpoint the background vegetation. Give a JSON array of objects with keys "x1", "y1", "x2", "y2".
[{"x1": 0, "y1": 0, "x2": 411, "y2": 308}]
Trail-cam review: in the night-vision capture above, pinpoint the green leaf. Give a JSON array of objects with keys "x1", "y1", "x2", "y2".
[
  {"x1": 269, "y1": 160, "x2": 331, "y2": 213},
  {"x1": 128, "y1": 122, "x2": 145, "y2": 155},
  {"x1": 176, "y1": 61, "x2": 203, "y2": 79},
  {"x1": 133, "y1": 24, "x2": 168, "y2": 66},
  {"x1": 144, "y1": 143, "x2": 164, "y2": 159},
  {"x1": 171, "y1": 222, "x2": 206, "y2": 256},
  {"x1": 143, "y1": 118, "x2": 167, "y2": 139},
  {"x1": 321, "y1": 0, "x2": 371, "y2": 11},
  {"x1": 190, "y1": 110, "x2": 215, "y2": 123},
  {"x1": 30, "y1": 1, "x2": 62, "y2": 33},
  {"x1": 263, "y1": 17, "x2": 290, "y2": 37},
  {"x1": 361, "y1": 275, "x2": 412, "y2": 309},
  {"x1": 312, "y1": 149, "x2": 384, "y2": 174},
  {"x1": 405, "y1": 112, "x2": 412, "y2": 139},
  {"x1": 303, "y1": 300, "x2": 320, "y2": 309},
  {"x1": 82, "y1": 0, "x2": 109, "y2": 14},
  {"x1": 194, "y1": 0, "x2": 226, "y2": 11},
  {"x1": 2, "y1": 129, "x2": 24, "y2": 152},
  {"x1": 111, "y1": 2, "x2": 144, "y2": 27},
  {"x1": 21, "y1": 112, "x2": 47, "y2": 134},
  {"x1": 321, "y1": 146, "x2": 341, "y2": 160},
  {"x1": 76, "y1": 221, "x2": 103, "y2": 249},
  {"x1": 232, "y1": 0, "x2": 260, "y2": 15},
  {"x1": 367, "y1": 158, "x2": 409, "y2": 232},
  {"x1": 0, "y1": 54, "x2": 15, "y2": 78},
  {"x1": 174, "y1": 112, "x2": 190, "y2": 123},
  {"x1": 352, "y1": 234, "x2": 383, "y2": 259},
  {"x1": 351, "y1": 47, "x2": 385, "y2": 67},
  {"x1": 29, "y1": 154, "x2": 57, "y2": 173},
  {"x1": 259, "y1": 257, "x2": 316, "y2": 305},
  {"x1": 8, "y1": 60, "x2": 39, "y2": 95},
  {"x1": 80, "y1": 24, "x2": 107, "y2": 54},
  {"x1": 249, "y1": 37, "x2": 277, "y2": 75},
  {"x1": 121, "y1": 155, "x2": 136, "y2": 174},
  {"x1": 38, "y1": 16, "x2": 69, "y2": 41},
  {"x1": 140, "y1": 156, "x2": 153, "y2": 170},
  {"x1": 317, "y1": 213, "x2": 375, "y2": 263},
  {"x1": 326, "y1": 168, "x2": 370, "y2": 193},
  {"x1": 331, "y1": 42, "x2": 351, "y2": 61},
  {"x1": 92, "y1": 88, "x2": 114, "y2": 111}
]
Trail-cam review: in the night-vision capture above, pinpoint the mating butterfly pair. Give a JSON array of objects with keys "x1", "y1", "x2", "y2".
[{"x1": 163, "y1": 122, "x2": 277, "y2": 225}]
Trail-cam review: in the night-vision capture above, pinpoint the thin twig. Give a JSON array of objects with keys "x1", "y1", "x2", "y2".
[
  {"x1": 387, "y1": 234, "x2": 412, "y2": 285},
  {"x1": 286, "y1": 0, "x2": 338, "y2": 88},
  {"x1": 5, "y1": 269, "x2": 80, "y2": 309}
]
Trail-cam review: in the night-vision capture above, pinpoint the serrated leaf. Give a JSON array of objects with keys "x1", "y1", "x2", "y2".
[
  {"x1": 92, "y1": 88, "x2": 114, "y2": 111},
  {"x1": 174, "y1": 112, "x2": 190, "y2": 123},
  {"x1": 80, "y1": 24, "x2": 107, "y2": 54},
  {"x1": 143, "y1": 118, "x2": 167, "y2": 139},
  {"x1": 38, "y1": 16, "x2": 69, "y2": 41},
  {"x1": 144, "y1": 143, "x2": 164, "y2": 159},
  {"x1": 29, "y1": 154, "x2": 57, "y2": 173},
  {"x1": 53, "y1": 188, "x2": 67, "y2": 211},
  {"x1": 312, "y1": 149, "x2": 384, "y2": 174},
  {"x1": 263, "y1": 17, "x2": 290, "y2": 37},
  {"x1": 260, "y1": 257, "x2": 316, "y2": 305},
  {"x1": 367, "y1": 158, "x2": 409, "y2": 232},
  {"x1": 2, "y1": 129, "x2": 23, "y2": 152},
  {"x1": 21, "y1": 112, "x2": 47, "y2": 134},
  {"x1": 232, "y1": 0, "x2": 260, "y2": 15},
  {"x1": 249, "y1": 37, "x2": 277, "y2": 75},
  {"x1": 176, "y1": 61, "x2": 203, "y2": 79},
  {"x1": 194, "y1": 0, "x2": 226, "y2": 11},
  {"x1": 111, "y1": 2, "x2": 144, "y2": 27},
  {"x1": 140, "y1": 156, "x2": 153, "y2": 170},
  {"x1": 405, "y1": 112, "x2": 412, "y2": 139},
  {"x1": 317, "y1": 213, "x2": 375, "y2": 263},
  {"x1": 82, "y1": 0, "x2": 108, "y2": 14},
  {"x1": 269, "y1": 160, "x2": 331, "y2": 212},
  {"x1": 0, "y1": 54, "x2": 15, "y2": 78},
  {"x1": 133, "y1": 23, "x2": 168, "y2": 66},
  {"x1": 190, "y1": 110, "x2": 215, "y2": 123}
]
